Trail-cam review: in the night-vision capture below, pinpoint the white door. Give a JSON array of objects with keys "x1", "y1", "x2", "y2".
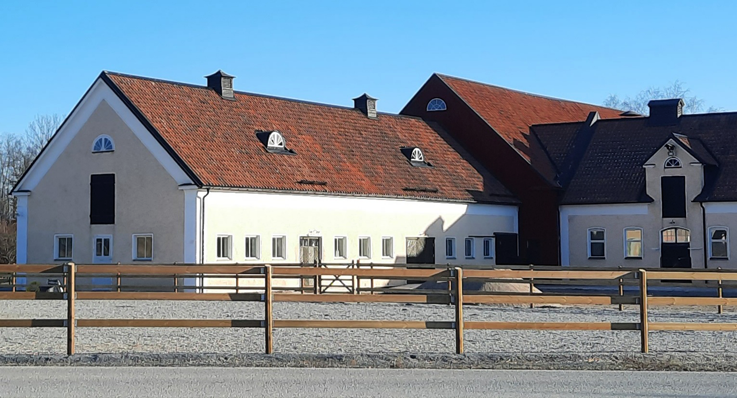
[{"x1": 92, "y1": 235, "x2": 113, "y2": 290}]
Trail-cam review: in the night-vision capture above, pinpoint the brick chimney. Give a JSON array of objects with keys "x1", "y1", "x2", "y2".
[
  {"x1": 205, "y1": 70, "x2": 235, "y2": 100},
  {"x1": 353, "y1": 93, "x2": 378, "y2": 118}
]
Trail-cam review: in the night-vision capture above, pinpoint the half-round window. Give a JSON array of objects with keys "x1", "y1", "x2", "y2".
[
  {"x1": 426, "y1": 98, "x2": 447, "y2": 112},
  {"x1": 92, "y1": 135, "x2": 114, "y2": 153},
  {"x1": 411, "y1": 147, "x2": 424, "y2": 162},
  {"x1": 664, "y1": 157, "x2": 681, "y2": 168},
  {"x1": 267, "y1": 131, "x2": 285, "y2": 149}
]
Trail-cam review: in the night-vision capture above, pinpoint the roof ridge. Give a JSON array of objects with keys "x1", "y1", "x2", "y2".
[
  {"x1": 435, "y1": 73, "x2": 621, "y2": 112},
  {"x1": 104, "y1": 71, "x2": 426, "y2": 122}
]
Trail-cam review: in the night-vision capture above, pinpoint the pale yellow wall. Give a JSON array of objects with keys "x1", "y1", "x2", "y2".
[
  {"x1": 201, "y1": 191, "x2": 517, "y2": 266},
  {"x1": 564, "y1": 140, "x2": 708, "y2": 268},
  {"x1": 26, "y1": 100, "x2": 185, "y2": 264}
]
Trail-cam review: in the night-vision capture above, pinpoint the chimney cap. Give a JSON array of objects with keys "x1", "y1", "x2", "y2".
[
  {"x1": 205, "y1": 70, "x2": 235, "y2": 79},
  {"x1": 352, "y1": 93, "x2": 377, "y2": 101},
  {"x1": 647, "y1": 98, "x2": 684, "y2": 108}
]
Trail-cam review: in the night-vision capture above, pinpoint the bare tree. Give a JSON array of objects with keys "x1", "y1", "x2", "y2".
[{"x1": 604, "y1": 81, "x2": 720, "y2": 115}]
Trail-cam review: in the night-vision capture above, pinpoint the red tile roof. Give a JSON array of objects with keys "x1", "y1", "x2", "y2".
[
  {"x1": 104, "y1": 72, "x2": 516, "y2": 204},
  {"x1": 437, "y1": 74, "x2": 623, "y2": 182}
]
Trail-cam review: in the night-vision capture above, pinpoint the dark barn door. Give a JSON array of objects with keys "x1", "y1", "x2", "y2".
[
  {"x1": 406, "y1": 237, "x2": 435, "y2": 264},
  {"x1": 494, "y1": 233, "x2": 519, "y2": 265},
  {"x1": 660, "y1": 228, "x2": 692, "y2": 268}
]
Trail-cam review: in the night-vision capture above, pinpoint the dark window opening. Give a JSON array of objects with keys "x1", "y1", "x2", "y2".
[
  {"x1": 661, "y1": 176, "x2": 686, "y2": 218},
  {"x1": 90, "y1": 174, "x2": 115, "y2": 224}
]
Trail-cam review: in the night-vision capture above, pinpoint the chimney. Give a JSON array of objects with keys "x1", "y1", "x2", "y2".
[
  {"x1": 205, "y1": 70, "x2": 235, "y2": 100},
  {"x1": 353, "y1": 93, "x2": 378, "y2": 118},
  {"x1": 647, "y1": 98, "x2": 684, "y2": 126}
]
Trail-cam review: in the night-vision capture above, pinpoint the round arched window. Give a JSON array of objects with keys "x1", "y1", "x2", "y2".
[
  {"x1": 410, "y1": 147, "x2": 424, "y2": 162},
  {"x1": 92, "y1": 135, "x2": 114, "y2": 153},
  {"x1": 664, "y1": 157, "x2": 681, "y2": 168},
  {"x1": 426, "y1": 98, "x2": 447, "y2": 112},
  {"x1": 267, "y1": 131, "x2": 285, "y2": 149}
]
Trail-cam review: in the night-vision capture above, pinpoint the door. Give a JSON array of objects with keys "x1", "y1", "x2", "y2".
[
  {"x1": 92, "y1": 235, "x2": 113, "y2": 290},
  {"x1": 299, "y1": 237, "x2": 322, "y2": 264},
  {"x1": 660, "y1": 228, "x2": 692, "y2": 268},
  {"x1": 406, "y1": 237, "x2": 435, "y2": 264},
  {"x1": 494, "y1": 233, "x2": 519, "y2": 265}
]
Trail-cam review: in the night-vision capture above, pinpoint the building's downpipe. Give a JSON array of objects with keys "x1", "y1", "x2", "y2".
[
  {"x1": 199, "y1": 188, "x2": 210, "y2": 290},
  {"x1": 701, "y1": 202, "x2": 708, "y2": 269}
]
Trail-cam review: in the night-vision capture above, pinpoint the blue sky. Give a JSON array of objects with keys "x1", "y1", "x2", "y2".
[{"x1": 1, "y1": 0, "x2": 736, "y2": 135}]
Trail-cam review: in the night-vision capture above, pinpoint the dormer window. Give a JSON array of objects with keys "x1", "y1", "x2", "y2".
[
  {"x1": 426, "y1": 98, "x2": 447, "y2": 112},
  {"x1": 401, "y1": 147, "x2": 432, "y2": 167},
  {"x1": 92, "y1": 135, "x2": 114, "y2": 153},
  {"x1": 267, "y1": 131, "x2": 285, "y2": 150},
  {"x1": 664, "y1": 157, "x2": 682, "y2": 168}
]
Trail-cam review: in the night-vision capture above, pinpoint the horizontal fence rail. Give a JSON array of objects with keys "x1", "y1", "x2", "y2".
[{"x1": 1, "y1": 263, "x2": 736, "y2": 354}]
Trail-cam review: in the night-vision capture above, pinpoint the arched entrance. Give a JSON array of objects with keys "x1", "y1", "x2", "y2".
[{"x1": 660, "y1": 227, "x2": 692, "y2": 268}]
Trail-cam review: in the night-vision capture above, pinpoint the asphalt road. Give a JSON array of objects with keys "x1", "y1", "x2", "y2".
[{"x1": 1, "y1": 367, "x2": 735, "y2": 398}]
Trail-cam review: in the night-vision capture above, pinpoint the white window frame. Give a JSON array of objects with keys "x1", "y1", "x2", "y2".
[
  {"x1": 91, "y1": 134, "x2": 115, "y2": 153},
  {"x1": 464, "y1": 238, "x2": 475, "y2": 259},
  {"x1": 426, "y1": 98, "x2": 447, "y2": 112},
  {"x1": 664, "y1": 157, "x2": 682, "y2": 168},
  {"x1": 358, "y1": 236, "x2": 371, "y2": 259},
  {"x1": 271, "y1": 235, "x2": 286, "y2": 260},
  {"x1": 410, "y1": 147, "x2": 424, "y2": 162},
  {"x1": 381, "y1": 236, "x2": 394, "y2": 259},
  {"x1": 216, "y1": 235, "x2": 233, "y2": 260},
  {"x1": 709, "y1": 227, "x2": 729, "y2": 260},
  {"x1": 267, "y1": 131, "x2": 285, "y2": 149},
  {"x1": 483, "y1": 237, "x2": 494, "y2": 259},
  {"x1": 92, "y1": 234, "x2": 113, "y2": 263},
  {"x1": 623, "y1": 228, "x2": 643, "y2": 259},
  {"x1": 334, "y1": 236, "x2": 347, "y2": 260},
  {"x1": 54, "y1": 234, "x2": 73, "y2": 261},
  {"x1": 132, "y1": 234, "x2": 153, "y2": 261},
  {"x1": 445, "y1": 237, "x2": 456, "y2": 259},
  {"x1": 244, "y1": 235, "x2": 261, "y2": 260},
  {"x1": 587, "y1": 228, "x2": 606, "y2": 259}
]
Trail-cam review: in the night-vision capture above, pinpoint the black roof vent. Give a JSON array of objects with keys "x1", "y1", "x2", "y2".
[
  {"x1": 353, "y1": 93, "x2": 378, "y2": 118},
  {"x1": 648, "y1": 98, "x2": 683, "y2": 126},
  {"x1": 619, "y1": 110, "x2": 642, "y2": 117},
  {"x1": 206, "y1": 70, "x2": 235, "y2": 100}
]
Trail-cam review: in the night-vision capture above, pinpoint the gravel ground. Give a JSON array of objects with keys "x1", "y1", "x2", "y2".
[{"x1": 2, "y1": 300, "x2": 737, "y2": 358}]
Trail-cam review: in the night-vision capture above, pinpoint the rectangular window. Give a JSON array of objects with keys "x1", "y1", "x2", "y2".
[
  {"x1": 465, "y1": 238, "x2": 475, "y2": 259},
  {"x1": 358, "y1": 237, "x2": 371, "y2": 258},
  {"x1": 245, "y1": 235, "x2": 260, "y2": 260},
  {"x1": 382, "y1": 237, "x2": 393, "y2": 258},
  {"x1": 133, "y1": 234, "x2": 153, "y2": 261},
  {"x1": 334, "y1": 237, "x2": 347, "y2": 259},
  {"x1": 661, "y1": 176, "x2": 686, "y2": 218},
  {"x1": 216, "y1": 235, "x2": 232, "y2": 260},
  {"x1": 271, "y1": 236, "x2": 285, "y2": 260},
  {"x1": 588, "y1": 228, "x2": 605, "y2": 259},
  {"x1": 624, "y1": 228, "x2": 642, "y2": 259},
  {"x1": 54, "y1": 235, "x2": 73, "y2": 260},
  {"x1": 710, "y1": 228, "x2": 729, "y2": 259},
  {"x1": 445, "y1": 237, "x2": 456, "y2": 259},
  {"x1": 90, "y1": 174, "x2": 115, "y2": 224},
  {"x1": 483, "y1": 238, "x2": 494, "y2": 258}
]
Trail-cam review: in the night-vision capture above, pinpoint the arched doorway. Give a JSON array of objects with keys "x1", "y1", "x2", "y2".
[{"x1": 660, "y1": 227, "x2": 692, "y2": 268}]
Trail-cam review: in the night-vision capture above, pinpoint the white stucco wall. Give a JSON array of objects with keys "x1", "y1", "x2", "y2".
[
  {"x1": 23, "y1": 99, "x2": 186, "y2": 265},
  {"x1": 561, "y1": 139, "x2": 710, "y2": 268}
]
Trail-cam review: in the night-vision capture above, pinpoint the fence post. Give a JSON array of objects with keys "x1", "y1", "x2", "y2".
[
  {"x1": 529, "y1": 264, "x2": 534, "y2": 309},
  {"x1": 352, "y1": 260, "x2": 358, "y2": 295},
  {"x1": 454, "y1": 267, "x2": 464, "y2": 354},
  {"x1": 313, "y1": 261, "x2": 319, "y2": 295},
  {"x1": 639, "y1": 268, "x2": 649, "y2": 354},
  {"x1": 264, "y1": 265, "x2": 273, "y2": 354},
  {"x1": 116, "y1": 272, "x2": 121, "y2": 293},
  {"x1": 447, "y1": 264, "x2": 452, "y2": 306},
  {"x1": 66, "y1": 262, "x2": 76, "y2": 356},
  {"x1": 11, "y1": 272, "x2": 15, "y2": 292},
  {"x1": 370, "y1": 262, "x2": 374, "y2": 295},
  {"x1": 718, "y1": 267, "x2": 723, "y2": 315},
  {"x1": 618, "y1": 266, "x2": 624, "y2": 312}
]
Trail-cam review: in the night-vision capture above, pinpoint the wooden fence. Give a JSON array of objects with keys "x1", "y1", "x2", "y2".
[{"x1": 0, "y1": 263, "x2": 736, "y2": 355}]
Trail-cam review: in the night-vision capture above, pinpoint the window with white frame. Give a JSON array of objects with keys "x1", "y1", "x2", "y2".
[
  {"x1": 483, "y1": 238, "x2": 493, "y2": 258},
  {"x1": 709, "y1": 227, "x2": 729, "y2": 259},
  {"x1": 426, "y1": 98, "x2": 447, "y2": 112},
  {"x1": 382, "y1": 237, "x2": 393, "y2": 258},
  {"x1": 133, "y1": 234, "x2": 153, "y2": 261},
  {"x1": 54, "y1": 234, "x2": 73, "y2": 260},
  {"x1": 334, "y1": 236, "x2": 347, "y2": 259},
  {"x1": 624, "y1": 228, "x2": 642, "y2": 259},
  {"x1": 92, "y1": 135, "x2": 114, "y2": 153},
  {"x1": 272, "y1": 236, "x2": 286, "y2": 260},
  {"x1": 359, "y1": 237, "x2": 371, "y2": 258},
  {"x1": 465, "y1": 238, "x2": 475, "y2": 259},
  {"x1": 445, "y1": 237, "x2": 456, "y2": 259},
  {"x1": 267, "y1": 131, "x2": 285, "y2": 149},
  {"x1": 588, "y1": 228, "x2": 606, "y2": 259},
  {"x1": 664, "y1": 157, "x2": 682, "y2": 168},
  {"x1": 245, "y1": 235, "x2": 260, "y2": 260},
  {"x1": 216, "y1": 235, "x2": 232, "y2": 260}
]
